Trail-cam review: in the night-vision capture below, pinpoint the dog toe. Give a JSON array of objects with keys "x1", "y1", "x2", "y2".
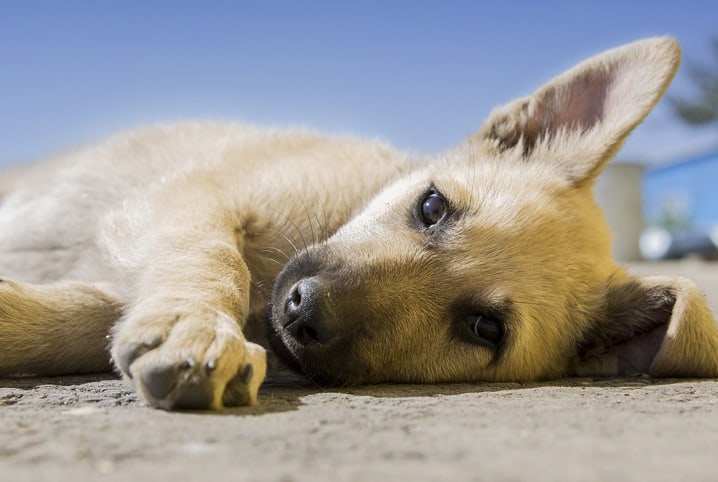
[
  {"x1": 114, "y1": 334, "x2": 163, "y2": 377},
  {"x1": 140, "y1": 362, "x2": 180, "y2": 400},
  {"x1": 173, "y1": 378, "x2": 215, "y2": 410},
  {"x1": 138, "y1": 358, "x2": 215, "y2": 410},
  {"x1": 221, "y1": 363, "x2": 255, "y2": 407}
]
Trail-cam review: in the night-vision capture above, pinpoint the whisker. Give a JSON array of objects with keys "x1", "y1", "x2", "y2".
[
  {"x1": 260, "y1": 256, "x2": 286, "y2": 268},
  {"x1": 262, "y1": 223, "x2": 301, "y2": 257},
  {"x1": 299, "y1": 194, "x2": 317, "y2": 246},
  {"x1": 287, "y1": 215, "x2": 309, "y2": 252},
  {"x1": 306, "y1": 180, "x2": 331, "y2": 244},
  {"x1": 313, "y1": 212, "x2": 326, "y2": 244},
  {"x1": 279, "y1": 180, "x2": 317, "y2": 251},
  {"x1": 258, "y1": 246, "x2": 291, "y2": 262}
]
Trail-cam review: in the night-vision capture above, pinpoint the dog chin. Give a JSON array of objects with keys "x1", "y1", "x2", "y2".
[
  {"x1": 264, "y1": 310, "x2": 327, "y2": 384},
  {"x1": 264, "y1": 308, "x2": 364, "y2": 387}
]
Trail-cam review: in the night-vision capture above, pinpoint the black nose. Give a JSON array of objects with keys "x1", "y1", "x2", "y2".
[{"x1": 283, "y1": 279, "x2": 336, "y2": 344}]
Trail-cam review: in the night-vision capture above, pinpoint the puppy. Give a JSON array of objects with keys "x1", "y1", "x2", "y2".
[{"x1": 1, "y1": 37, "x2": 716, "y2": 410}]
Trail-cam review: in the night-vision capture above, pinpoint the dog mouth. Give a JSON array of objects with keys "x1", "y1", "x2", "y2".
[
  {"x1": 264, "y1": 304, "x2": 309, "y2": 376},
  {"x1": 265, "y1": 273, "x2": 370, "y2": 386},
  {"x1": 265, "y1": 305, "x2": 367, "y2": 387}
]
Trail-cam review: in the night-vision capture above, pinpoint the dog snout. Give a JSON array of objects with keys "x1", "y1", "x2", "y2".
[{"x1": 283, "y1": 278, "x2": 337, "y2": 344}]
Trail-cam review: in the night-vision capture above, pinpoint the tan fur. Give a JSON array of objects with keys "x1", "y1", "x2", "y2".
[{"x1": 1, "y1": 37, "x2": 716, "y2": 410}]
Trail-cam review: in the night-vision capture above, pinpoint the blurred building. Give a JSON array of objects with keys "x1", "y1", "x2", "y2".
[
  {"x1": 641, "y1": 149, "x2": 718, "y2": 260},
  {"x1": 643, "y1": 149, "x2": 718, "y2": 231},
  {"x1": 596, "y1": 151, "x2": 718, "y2": 262},
  {"x1": 595, "y1": 163, "x2": 644, "y2": 262}
]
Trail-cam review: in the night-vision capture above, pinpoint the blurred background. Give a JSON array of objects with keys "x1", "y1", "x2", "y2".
[{"x1": 1, "y1": 1, "x2": 717, "y2": 261}]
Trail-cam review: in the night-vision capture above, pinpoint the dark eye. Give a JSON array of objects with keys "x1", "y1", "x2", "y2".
[
  {"x1": 464, "y1": 314, "x2": 503, "y2": 345},
  {"x1": 420, "y1": 192, "x2": 448, "y2": 226}
]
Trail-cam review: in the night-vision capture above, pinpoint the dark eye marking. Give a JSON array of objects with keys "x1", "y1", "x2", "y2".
[
  {"x1": 419, "y1": 190, "x2": 448, "y2": 227},
  {"x1": 450, "y1": 300, "x2": 509, "y2": 351},
  {"x1": 464, "y1": 314, "x2": 504, "y2": 346}
]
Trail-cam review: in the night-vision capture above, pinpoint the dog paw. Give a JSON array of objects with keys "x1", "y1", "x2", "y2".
[{"x1": 111, "y1": 306, "x2": 266, "y2": 410}]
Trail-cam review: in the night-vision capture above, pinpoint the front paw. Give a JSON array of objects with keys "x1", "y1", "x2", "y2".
[{"x1": 111, "y1": 308, "x2": 266, "y2": 410}]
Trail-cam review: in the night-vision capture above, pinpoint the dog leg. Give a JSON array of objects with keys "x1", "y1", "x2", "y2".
[
  {"x1": 0, "y1": 278, "x2": 122, "y2": 375},
  {"x1": 109, "y1": 202, "x2": 266, "y2": 410}
]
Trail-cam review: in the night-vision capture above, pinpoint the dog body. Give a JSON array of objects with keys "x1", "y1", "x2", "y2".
[
  {"x1": 0, "y1": 123, "x2": 416, "y2": 407},
  {"x1": 1, "y1": 37, "x2": 717, "y2": 410}
]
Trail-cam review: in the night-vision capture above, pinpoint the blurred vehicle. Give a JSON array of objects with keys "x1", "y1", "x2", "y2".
[
  {"x1": 640, "y1": 226, "x2": 718, "y2": 260},
  {"x1": 642, "y1": 149, "x2": 718, "y2": 260}
]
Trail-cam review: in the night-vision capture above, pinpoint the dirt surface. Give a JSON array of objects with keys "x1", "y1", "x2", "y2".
[{"x1": 2, "y1": 261, "x2": 718, "y2": 482}]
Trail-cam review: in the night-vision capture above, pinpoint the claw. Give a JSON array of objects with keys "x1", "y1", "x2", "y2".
[
  {"x1": 241, "y1": 364, "x2": 254, "y2": 384},
  {"x1": 114, "y1": 335, "x2": 163, "y2": 378},
  {"x1": 180, "y1": 356, "x2": 196, "y2": 370},
  {"x1": 115, "y1": 342, "x2": 143, "y2": 378}
]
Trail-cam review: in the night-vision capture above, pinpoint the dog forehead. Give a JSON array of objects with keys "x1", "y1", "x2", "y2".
[
  {"x1": 333, "y1": 156, "x2": 571, "y2": 249},
  {"x1": 343, "y1": 168, "x2": 431, "y2": 223},
  {"x1": 434, "y1": 161, "x2": 563, "y2": 229}
]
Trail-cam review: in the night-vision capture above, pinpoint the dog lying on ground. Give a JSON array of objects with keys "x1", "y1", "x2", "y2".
[{"x1": 1, "y1": 37, "x2": 717, "y2": 410}]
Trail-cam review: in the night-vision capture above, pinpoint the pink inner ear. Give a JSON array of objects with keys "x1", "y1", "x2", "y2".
[
  {"x1": 604, "y1": 66, "x2": 636, "y2": 119},
  {"x1": 573, "y1": 321, "x2": 669, "y2": 378},
  {"x1": 612, "y1": 325, "x2": 669, "y2": 376},
  {"x1": 529, "y1": 69, "x2": 612, "y2": 138},
  {"x1": 573, "y1": 277, "x2": 677, "y2": 378}
]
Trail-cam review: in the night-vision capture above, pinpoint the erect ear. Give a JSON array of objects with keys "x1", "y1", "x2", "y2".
[
  {"x1": 572, "y1": 274, "x2": 718, "y2": 378},
  {"x1": 472, "y1": 37, "x2": 681, "y2": 186}
]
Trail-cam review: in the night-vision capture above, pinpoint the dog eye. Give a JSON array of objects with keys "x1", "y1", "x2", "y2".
[
  {"x1": 464, "y1": 314, "x2": 503, "y2": 345},
  {"x1": 420, "y1": 192, "x2": 448, "y2": 226}
]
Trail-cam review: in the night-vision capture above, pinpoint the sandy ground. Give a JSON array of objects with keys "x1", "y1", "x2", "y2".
[{"x1": 2, "y1": 260, "x2": 718, "y2": 482}]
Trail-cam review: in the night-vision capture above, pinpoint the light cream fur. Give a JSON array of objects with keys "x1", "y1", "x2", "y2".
[{"x1": 0, "y1": 37, "x2": 716, "y2": 410}]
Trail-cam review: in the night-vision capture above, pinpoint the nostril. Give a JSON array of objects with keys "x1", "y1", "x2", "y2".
[
  {"x1": 284, "y1": 282, "x2": 307, "y2": 327},
  {"x1": 286, "y1": 284, "x2": 302, "y2": 314},
  {"x1": 281, "y1": 278, "x2": 335, "y2": 344}
]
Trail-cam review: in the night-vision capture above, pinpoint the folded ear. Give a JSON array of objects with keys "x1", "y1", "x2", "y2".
[
  {"x1": 472, "y1": 37, "x2": 681, "y2": 186},
  {"x1": 573, "y1": 274, "x2": 718, "y2": 378}
]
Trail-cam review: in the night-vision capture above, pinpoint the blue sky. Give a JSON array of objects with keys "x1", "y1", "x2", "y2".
[{"x1": 1, "y1": 1, "x2": 717, "y2": 167}]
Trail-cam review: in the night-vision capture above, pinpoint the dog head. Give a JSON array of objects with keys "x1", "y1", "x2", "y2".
[{"x1": 268, "y1": 37, "x2": 718, "y2": 385}]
